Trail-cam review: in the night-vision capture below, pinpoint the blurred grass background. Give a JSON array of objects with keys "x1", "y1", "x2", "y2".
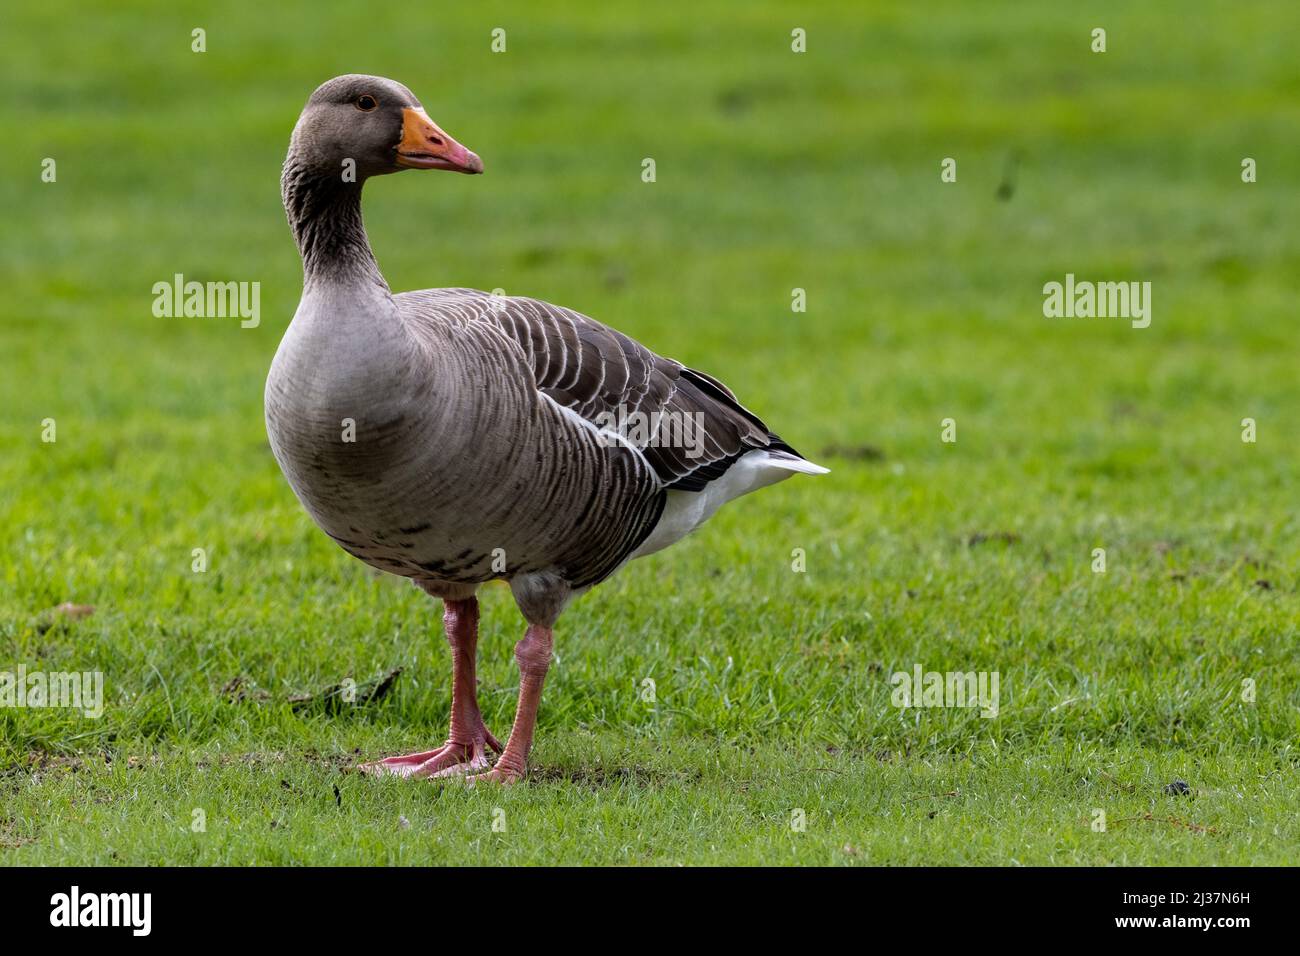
[{"x1": 1, "y1": 0, "x2": 1297, "y2": 864}]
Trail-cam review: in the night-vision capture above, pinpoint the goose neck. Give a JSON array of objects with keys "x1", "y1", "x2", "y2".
[{"x1": 281, "y1": 158, "x2": 388, "y2": 292}]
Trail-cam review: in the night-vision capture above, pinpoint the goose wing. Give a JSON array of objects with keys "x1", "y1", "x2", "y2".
[{"x1": 443, "y1": 290, "x2": 811, "y2": 491}]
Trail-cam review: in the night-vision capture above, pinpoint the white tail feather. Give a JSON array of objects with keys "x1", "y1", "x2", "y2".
[{"x1": 765, "y1": 453, "x2": 830, "y2": 475}]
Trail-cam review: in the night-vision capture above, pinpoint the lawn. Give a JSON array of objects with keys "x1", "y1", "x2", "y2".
[{"x1": 1, "y1": 0, "x2": 1297, "y2": 865}]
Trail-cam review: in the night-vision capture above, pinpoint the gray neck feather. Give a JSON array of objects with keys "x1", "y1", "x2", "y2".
[{"x1": 281, "y1": 152, "x2": 388, "y2": 292}]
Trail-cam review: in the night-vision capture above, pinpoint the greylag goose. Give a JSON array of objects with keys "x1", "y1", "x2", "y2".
[{"x1": 265, "y1": 75, "x2": 828, "y2": 784}]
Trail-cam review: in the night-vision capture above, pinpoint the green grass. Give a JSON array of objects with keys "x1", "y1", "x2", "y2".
[{"x1": 2, "y1": 0, "x2": 1298, "y2": 865}]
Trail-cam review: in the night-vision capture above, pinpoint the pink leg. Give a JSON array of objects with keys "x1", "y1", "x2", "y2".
[
  {"x1": 360, "y1": 597, "x2": 502, "y2": 778},
  {"x1": 468, "y1": 623, "x2": 553, "y2": 785}
]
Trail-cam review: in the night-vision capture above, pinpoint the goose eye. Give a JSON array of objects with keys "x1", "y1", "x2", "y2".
[{"x1": 355, "y1": 94, "x2": 378, "y2": 112}]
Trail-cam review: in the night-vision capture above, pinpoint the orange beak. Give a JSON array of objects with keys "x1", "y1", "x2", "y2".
[{"x1": 395, "y1": 107, "x2": 483, "y2": 174}]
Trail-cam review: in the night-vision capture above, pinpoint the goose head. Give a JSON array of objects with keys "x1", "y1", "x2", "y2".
[{"x1": 287, "y1": 74, "x2": 483, "y2": 181}]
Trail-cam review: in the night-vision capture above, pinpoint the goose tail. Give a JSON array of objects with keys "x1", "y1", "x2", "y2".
[{"x1": 764, "y1": 450, "x2": 830, "y2": 476}]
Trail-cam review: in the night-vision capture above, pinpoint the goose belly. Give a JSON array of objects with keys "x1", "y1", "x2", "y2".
[
  {"x1": 265, "y1": 362, "x2": 662, "y2": 589},
  {"x1": 266, "y1": 396, "x2": 503, "y2": 582}
]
